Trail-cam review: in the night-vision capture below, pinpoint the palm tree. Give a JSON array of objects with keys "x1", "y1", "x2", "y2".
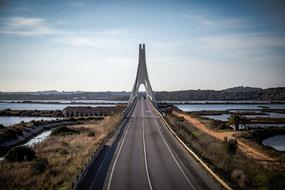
[{"x1": 227, "y1": 113, "x2": 248, "y2": 131}]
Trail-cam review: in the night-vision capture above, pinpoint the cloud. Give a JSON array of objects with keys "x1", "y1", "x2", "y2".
[
  {"x1": 194, "y1": 34, "x2": 285, "y2": 51},
  {"x1": 179, "y1": 13, "x2": 246, "y2": 28},
  {"x1": 152, "y1": 33, "x2": 285, "y2": 54},
  {"x1": 0, "y1": 17, "x2": 56, "y2": 36},
  {"x1": 0, "y1": 16, "x2": 131, "y2": 48},
  {"x1": 54, "y1": 29, "x2": 132, "y2": 47}
]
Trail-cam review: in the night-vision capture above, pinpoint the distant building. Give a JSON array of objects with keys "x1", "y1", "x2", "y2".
[{"x1": 63, "y1": 106, "x2": 116, "y2": 117}]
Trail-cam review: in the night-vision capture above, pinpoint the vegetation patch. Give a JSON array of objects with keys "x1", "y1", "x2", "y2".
[
  {"x1": 32, "y1": 158, "x2": 49, "y2": 174},
  {"x1": 51, "y1": 126, "x2": 79, "y2": 136},
  {"x1": 5, "y1": 146, "x2": 35, "y2": 162},
  {"x1": 267, "y1": 172, "x2": 285, "y2": 190},
  {"x1": 0, "y1": 111, "x2": 123, "y2": 189},
  {"x1": 226, "y1": 139, "x2": 238, "y2": 154},
  {"x1": 164, "y1": 112, "x2": 285, "y2": 190}
]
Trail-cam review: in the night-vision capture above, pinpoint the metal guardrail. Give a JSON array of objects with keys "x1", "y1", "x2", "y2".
[
  {"x1": 72, "y1": 105, "x2": 135, "y2": 190},
  {"x1": 72, "y1": 139, "x2": 105, "y2": 190}
]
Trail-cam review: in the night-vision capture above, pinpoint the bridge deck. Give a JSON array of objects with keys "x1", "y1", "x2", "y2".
[{"x1": 76, "y1": 98, "x2": 221, "y2": 190}]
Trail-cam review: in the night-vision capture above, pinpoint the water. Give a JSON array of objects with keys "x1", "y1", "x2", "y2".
[
  {"x1": 0, "y1": 130, "x2": 52, "y2": 161},
  {"x1": 262, "y1": 135, "x2": 285, "y2": 151},
  {"x1": 244, "y1": 124, "x2": 285, "y2": 129},
  {"x1": 24, "y1": 130, "x2": 51, "y2": 147},
  {"x1": 0, "y1": 102, "x2": 116, "y2": 110},
  {"x1": 245, "y1": 113, "x2": 285, "y2": 118},
  {"x1": 0, "y1": 116, "x2": 57, "y2": 127},
  {"x1": 176, "y1": 103, "x2": 285, "y2": 112},
  {"x1": 1, "y1": 100, "x2": 127, "y2": 104},
  {"x1": 203, "y1": 113, "x2": 285, "y2": 122}
]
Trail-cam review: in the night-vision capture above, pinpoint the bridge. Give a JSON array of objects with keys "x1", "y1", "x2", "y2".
[{"x1": 75, "y1": 44, "x2": 221, "y2": 190}]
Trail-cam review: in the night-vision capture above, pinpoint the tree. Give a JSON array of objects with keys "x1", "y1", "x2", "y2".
[{"x1": 227, "y1": 113, "x2": 248, "y2": 131}]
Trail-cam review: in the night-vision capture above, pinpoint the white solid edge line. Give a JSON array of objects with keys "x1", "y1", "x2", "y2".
[
  {"x1": 152, "y1": 104, "x2": 233, "y2": 190},
  {"x1": 142, "y1": 100, "x2": 153, "y2": 190},
  {"x1": 146, "y1": 101, "x2": 197, "y2": 190},
  {"x1": 106, "y1": 105, "x2": 135, "y2": 190}
]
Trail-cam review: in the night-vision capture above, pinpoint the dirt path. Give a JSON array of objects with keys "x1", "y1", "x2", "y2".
[{"x1": 173, "y1": 111, "x2": 274, "y2": 161}]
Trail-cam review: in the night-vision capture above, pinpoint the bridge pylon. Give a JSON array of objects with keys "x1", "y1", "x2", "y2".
[{"x1": 128, "y1": 44, "x2": 156, "y2": 106}]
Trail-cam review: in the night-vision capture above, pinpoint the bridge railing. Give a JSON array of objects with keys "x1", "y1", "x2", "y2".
[{"x1": 123, "y1": 97, "x2": 138, "y2": 118}]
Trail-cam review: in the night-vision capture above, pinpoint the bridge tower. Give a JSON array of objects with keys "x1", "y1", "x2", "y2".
[{"x1": 129, "y1": 44, "x2": 156, "y2": 106}]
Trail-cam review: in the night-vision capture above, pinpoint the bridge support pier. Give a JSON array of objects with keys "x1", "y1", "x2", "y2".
[{"x1": 128, "y1": 44, "x2": 156, "y2": 107}]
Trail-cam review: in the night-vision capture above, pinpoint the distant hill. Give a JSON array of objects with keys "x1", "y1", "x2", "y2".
[
  {"x1": 0, "y1": 87, "x2": 284, "y2": 101},
  {"x1": 156, "y1": 86, "x2": 285, "y2": 101},
  {"x1": 223, "y1": 86, "x2": 262, "y2": 92}
]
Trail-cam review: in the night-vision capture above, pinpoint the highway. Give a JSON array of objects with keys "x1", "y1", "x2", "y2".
[{"x1": 76, "y1": 98, "x2": 221, "y2": 190}]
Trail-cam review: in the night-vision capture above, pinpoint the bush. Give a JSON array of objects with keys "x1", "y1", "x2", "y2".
[
  {"x1": 5, "y1": 146, "x2": 35, "y2": 162},
  {"x1": 33, "y1": 158, "x2": 49, "y2": 174},
  {"x1": 51, "y1": 126, "x2": 78, "y2": 136},
  {"x1": 226, "y1": 139, "x2": 238, "y2": 154},
  {"x1": 88, "y1": 131, "x2": 96, "y2": 137},
  {"x1": 231, "y1": 170, "x2": 248, "y2": 188},
  {"x1": 54, "y1": 110, "x2": 63, "y2": 117},
  {"x1": 267, "y1": 172, "x2": 285, "y2": 190}
]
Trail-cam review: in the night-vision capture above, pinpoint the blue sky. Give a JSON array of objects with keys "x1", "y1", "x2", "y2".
[{"x1": 0, "y1": 0, "x2": 284, "y2": 91}]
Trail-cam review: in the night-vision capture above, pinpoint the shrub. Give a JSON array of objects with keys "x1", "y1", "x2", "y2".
[
  {"x1": 0, "y1": 124, "x2": 5, "y2": 129},
  {"x1": 231, "y1": 170, "x2": 248, "y2": 188},
  {"x1": 88, "y1": 131, "x2": 96, "y2": 137},
  {"x1": 267, "y1": 172, "x2": 285, "y2": 190},
  {"x1": 226, "y1": 139, "x2": 238, "y2": 154},
  {"x1": 59, "y1": 149, "x2": 68, "y2": 155},
  {"x1": 0, "y1": 128, "x2": 20, "y2": 140},
  {"x1": 51, "y1": 126, "x2": 78, "y2": 136},
  {"x1": 5, "y1": 146, "x2": 35, "y2": 162},
  {"x1": 54, "y1": 110, "x2": 63, "y2": 117},
  {"x1": 32, "y1": 158, "x2": 49, "y2": 174}
]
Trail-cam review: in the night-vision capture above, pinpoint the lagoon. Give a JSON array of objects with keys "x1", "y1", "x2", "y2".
[
  {"x1": 0, "y1": 116, "x2": 58, "y2": 127},
  {"x1": 262, "y1": 135, "x2": 285, "y2": 151}
]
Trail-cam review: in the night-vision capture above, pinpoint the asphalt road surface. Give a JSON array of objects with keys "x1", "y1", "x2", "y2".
[{"x1": 76, "y1": 98, "x2": 221, "y2": 190}]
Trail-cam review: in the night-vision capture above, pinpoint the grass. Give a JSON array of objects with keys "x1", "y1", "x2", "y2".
[
  {"x1": 0, "y1": 112, "x2": 123, "y2": 190},
  {"x1": 50, "y1": 126, "x2": 79, "y2": 136},
  {"x1": 164, "y1": 112, "x2": 285, "y2": 190},
  {"x1": 0, "y1": 117, "x2": 104, "y2": 146}
]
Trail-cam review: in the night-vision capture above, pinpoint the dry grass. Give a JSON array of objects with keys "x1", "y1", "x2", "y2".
[
  {"x1": 165, "y1": 112, "x2": 285, "y2": 190},
  {"x1": 0, "y1": 113, "x2": 122, "y2": 190},
  {"x1": 173, "y1": 111, "x2": 275, "y2": 161}
]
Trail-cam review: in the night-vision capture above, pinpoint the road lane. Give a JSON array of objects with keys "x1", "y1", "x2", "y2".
[
  {"x1": 143, "y1": 100, "x2": 196, "y2": 190},
  {"x1": 107, "y1": 98, "x2": 149, "y2": 190}
]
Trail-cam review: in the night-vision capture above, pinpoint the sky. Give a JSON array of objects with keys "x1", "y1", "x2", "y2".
[{"x1": 0, "y1": 0, "x2": 285, "y2": 92}]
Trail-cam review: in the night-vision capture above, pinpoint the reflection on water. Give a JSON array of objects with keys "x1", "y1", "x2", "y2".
[
  {"x1": 262, "y1": 135, "x2": 285, "y2": 151},
  {"x1": 24, "y1": 130, "x2": 51, "y2": 147},
  {"x1": 0, "y1": 116, "x2": 57, "y2": 127}
]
